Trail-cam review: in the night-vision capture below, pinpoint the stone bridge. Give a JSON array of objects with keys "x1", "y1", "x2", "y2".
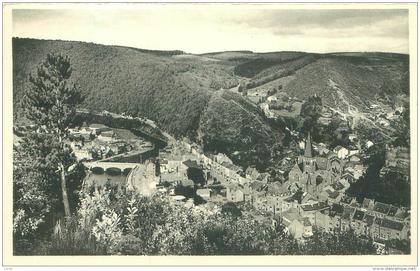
[{"x1": 84, "y1": 161, "x2": 142, "y2": 175}]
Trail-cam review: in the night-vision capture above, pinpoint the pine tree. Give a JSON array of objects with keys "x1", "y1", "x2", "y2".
[{"x1": 22, "y1": 53, "x2": 84, "y2": 217}]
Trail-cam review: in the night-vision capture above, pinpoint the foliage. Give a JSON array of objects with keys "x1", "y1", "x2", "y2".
[
  {"x1": 244, "y1": 55, "x2": 317, "y2": 89},
  {"x1": 92, "y1": 210, "x2": 123, "y2": 253},
  {"x1": 391, "y1": 101, "x2": 410, "y2": 148},
  {"x1": 40, "y1": 186, "x2": 381, "y2": 255},
  {"x1": 49, "y1": 216, "x2": 99, "y2": 255},
  {"x1": 124, "y1": 196, "x2": 139, "y2": 234},
  {"x1": 13, "y1": 38, "x2": 236, "y2": 138},
  {"x1": 233, "y1": 52, "x2": 307, "y2": 78},
  {"x1": 199, "y1": 91, "x2": 279, "y2": 170},
  {"x1": 13, "y1": 143, "x2": 55, "y2": 241},
  {"x1": 302, "y1": 228, "x2": 376, "y2": 255},
  {"x1": 346, "y1": 143, "x2": 410, "y2": 207},
  {"x1": 298, "y1": 95, "x2": 323, "y2": 136},
  {"x1": 385, "y1": 238, "x2": 411, "y2": 254},
  {"x1": 221, "y1": 202, "x2": 242, "y2": 217},
  {"x1": 21, "y1": 53, "x2": 84, "y2": 217}
]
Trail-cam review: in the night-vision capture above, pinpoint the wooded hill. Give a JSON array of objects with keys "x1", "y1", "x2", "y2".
[{"x1": 13, "y1": 38, "x2": 409, "y2": 169}]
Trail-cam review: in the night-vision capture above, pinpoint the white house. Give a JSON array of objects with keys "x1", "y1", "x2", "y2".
[
  {"x1": 333, "y1": 146, "x2": 349, "y2": 159},
  {"x1": 267, "y1": 95, "x2": 278, "y2": 102}
]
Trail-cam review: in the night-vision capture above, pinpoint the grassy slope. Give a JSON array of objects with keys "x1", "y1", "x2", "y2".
[
  {"x1": 244, "y1": 53, "x2": 409, "y2": 112},
  {"x1": 282, "y1": 55, "x2": 409, "y2": 110}
]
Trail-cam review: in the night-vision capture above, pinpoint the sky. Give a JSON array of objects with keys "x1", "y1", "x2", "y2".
[{"x1": 12, "y1": 5, "x2": 410, "y2": 54}]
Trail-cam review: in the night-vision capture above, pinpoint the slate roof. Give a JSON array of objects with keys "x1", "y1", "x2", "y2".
[
  {"x1": 221, "y1": 161, "x2": 242, "y2": 172},
  {"x1": 327, "y1": 189, "x2": 340, "y2": 199},
  {"x1": 266, "y1": 182, "x2": 288, "y2": 196},
  {"x1": 332, "y1": 181, "x2": 345, "y2": 191},
  {"x1": 341, "y1": 195, "x2": 356, "y2": 205},
  {"x1": 250, "y1": 181, "x2": 267, "y2": 192},
  {"x1": 183, "y1": 159, "x2": 203, "y2": 170},
  {"x1": 353, "y1": 209, "x2": 365, "y2": 221},
  {"x1": 363, "y1": 214, "x2": 376, "y2": 226},
  {"x1": 300, "y1": 202, "x2": 329, "y2": 212},
  {"x1": 290, "y1": 163, "x2": 303, "y2": 174},
  {"x1": 373, "y1": 202, "x2": 390, "y2": 215},
  {"x1": 388, "y1": 205, "x2": 399, "y2": 216},
  {"x1": 315, "y1": 157, "x2": 328, "y2": 170},
  {"x1": 395, "y1": 209, "x2": 410, "y2": 220},
  {"x1": 342, "y1": 206, "x2": 356, "y2": 220},
  {"x1": 330, "y1": 203, "x2": 344, "y2": 216},
  {"x1": 376, "y1": 218, "x2": 405, "y2": 231}
]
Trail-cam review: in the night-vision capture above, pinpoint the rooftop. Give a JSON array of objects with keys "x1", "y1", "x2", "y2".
[
  {"x1": 373, "y1": 202, "x2": 391, "y2": 215},
  {"x1": 330, "y1": 203, "x2": 344, "y2": 216},
  {"x1": 183, "y1": 159, "x2": 203, "y2": 170},
  {"x1": 342, "y1": 206, "x2": 356, "y2": 220},
  {"x1": 363, "y1": 214, "x2": 376, "y2": 226},
  {"x1": 300, "y1": 202, "x2": 329, "y2": 212},
  {"x1": 353, "y1": 209, "x2": 365, "y2": 221},
  {"x1": 376, "y1": 218, "x2": 405, "y2": 231}
]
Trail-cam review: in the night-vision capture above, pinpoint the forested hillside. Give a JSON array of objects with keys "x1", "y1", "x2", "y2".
[
  {"x1": 13, "y1": 38, "x2": 409, "y2": 169},
  {"x1": 13, "y1": 38, "x2": 279, "y2": 168},
  {"x1": 13, "y1": 38, "x2": 239, "y2": 137}
]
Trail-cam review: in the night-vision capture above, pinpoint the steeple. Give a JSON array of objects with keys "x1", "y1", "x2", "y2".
[{"x1": 304, "y1": 132, "x2": 313, "y2": 158}]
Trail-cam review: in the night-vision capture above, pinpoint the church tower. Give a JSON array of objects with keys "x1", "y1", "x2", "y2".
[{"x1": 302, "y1": 132, "x2": 316, "y2": 173}]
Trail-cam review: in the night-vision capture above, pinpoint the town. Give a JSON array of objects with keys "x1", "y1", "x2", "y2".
[{"x1": 51, "y1": 100, "x2": 410, "y2": 255}]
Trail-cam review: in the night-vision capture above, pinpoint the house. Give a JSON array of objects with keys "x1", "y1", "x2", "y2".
[
  {"x1": 328, "y1": 203, "x2": 344, "y2": 232},
  {"x1": 351, "y1": 209, "x2": 368, "y2": 236},
  {"x1": 196, "y1": 188, "x2": 211, "y2": 200},
  {"x1": 348, "y1": 134, "x2": 358, "y2": 142},
  {"x1": 372, "y1": 202, "x2": 391, "y2": 218},
  {"x1": 341, "y1": 206, "x2": 356, "y2": 231},
  {"x1": 299, "y1": 201, "x2": 329, "y2": 225},
  {"x1": 349, "y1": 149, "x2": 360, "y2": 156},
  {"x1": 341, "y1": 172, "x2": 356, "y2": 184},
  {"x1": 98, "y1": 131, "x2": 116, "y2": 142},
  {"x1": 226, "y1": 184, "x2": 245, "y2": 202},
  {"x1": 245, "y1": 166, "x2": 260, "y2": 180},
  {"x1": 372, "y1": 218, "x2": 408, "y2": 241},
  {"x1": 349, "y1": 154, "x2": 361, "y2": 163},
  {"x1": 253, "y1": 197, "x2": 275, "y2": 213},
  {"x1": 314, "y1": 143, "x2": 330, "y2": 155},
  {"x1": 73, "y1": 148, "x2": 92, "y2": 161},
  {"x1": 180, "y1": 178, "x2": 195, "y2": 188},
  {"x1": 286, "y1": 218, "x2": 313, "y2": 239},
  {"x1": 366, "y1": 140, "x2": 374, "y2": 149},
  {"x1": 89, "y1": 123, "x2": 113, "y2": 134},
  {"x1": 108, "y1": 141, "x2": 128, "y2": 155},
  {"x1": 281, "y1": 208, "x2": 313, "y2": 239},
  {"x1": 313, "y1": 209, "x2": 331, "y2": 231},
  {"x1": 267, "y1": 95, "x2": 278, "y2": 102},
  {"x1": 362, "y1": 214, "x2": 376, "y2": 237},
  {"x1": 362, "y1": 198, "x2": 375, "y2": 210},
  {"x1": 333, "y1": 146, "x2": 349, "y2": 159}
]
